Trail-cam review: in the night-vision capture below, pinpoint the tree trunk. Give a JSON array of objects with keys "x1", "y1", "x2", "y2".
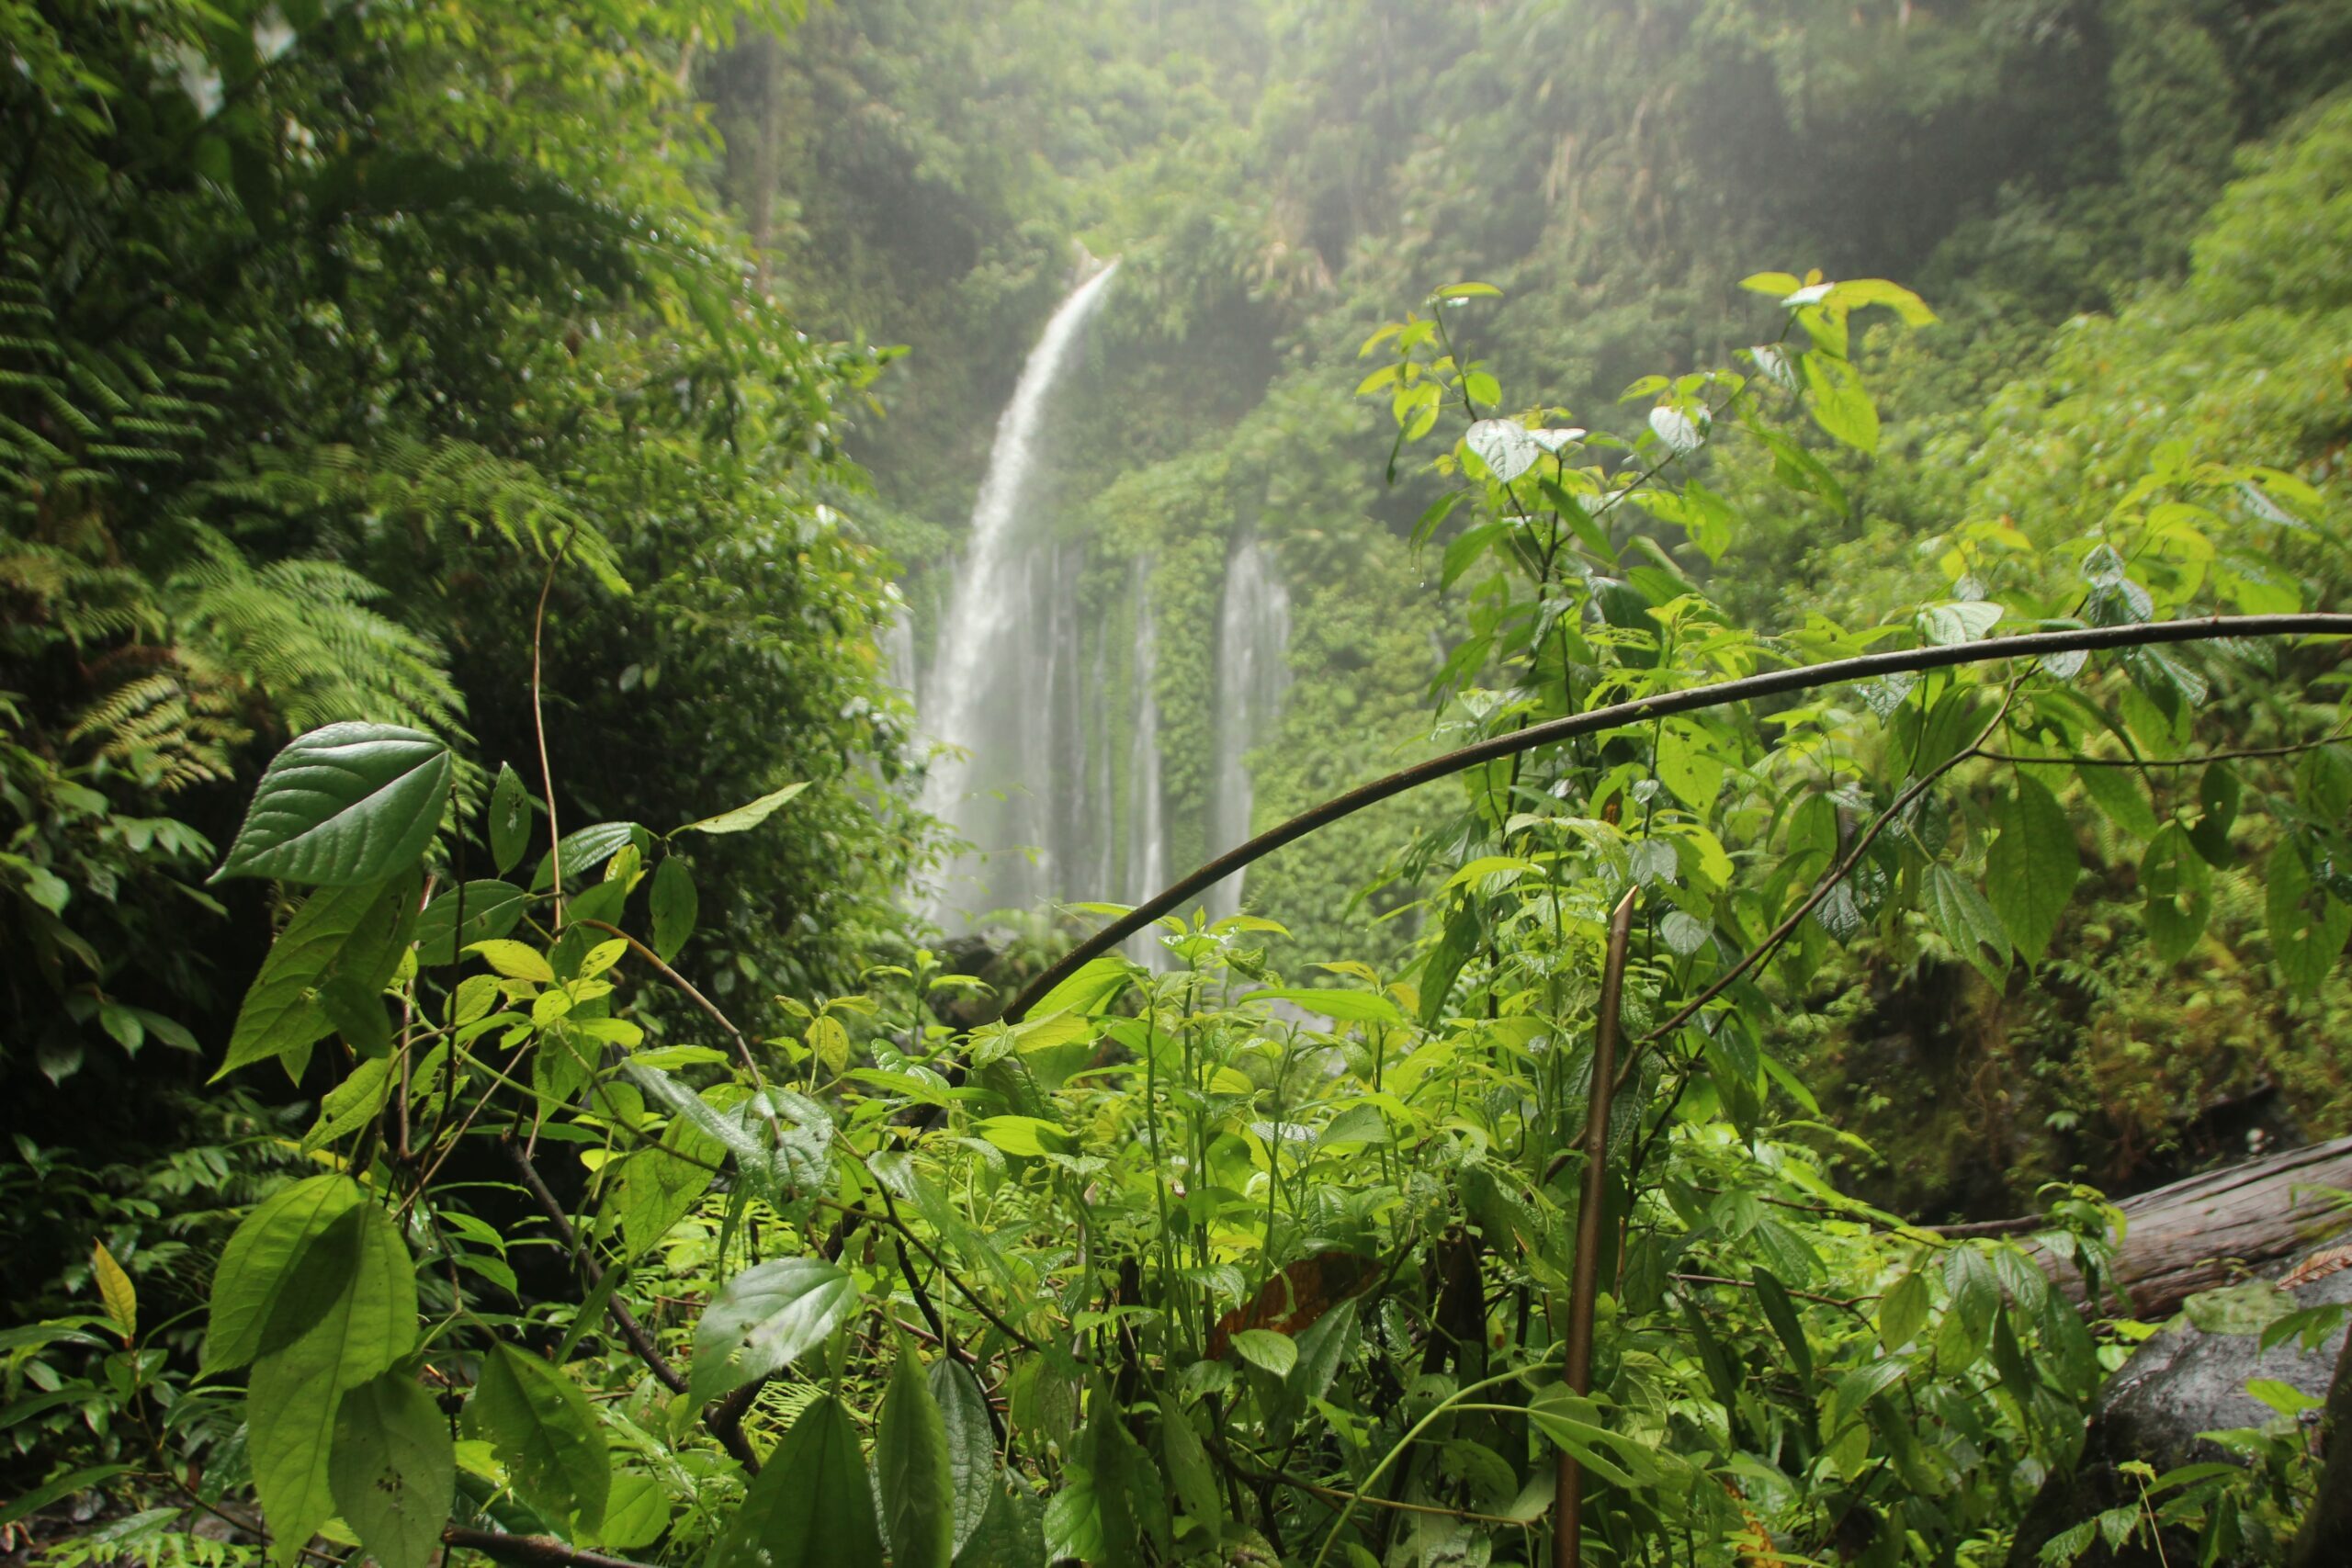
[{"x1": 2032, "y1": 1135, "x2": 2352, "y2": 1318}]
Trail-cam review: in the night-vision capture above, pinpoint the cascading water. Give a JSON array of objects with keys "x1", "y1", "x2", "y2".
[
  {"x1": 1205, "y1": 537, "x2": 1292, "y2": 921},
  {"x1": 917, "y1": 263, "x2": 1121, "y2": 925},
  {"x1": 1123, "y1": 573, "x2": 1166, "y2": 964}
]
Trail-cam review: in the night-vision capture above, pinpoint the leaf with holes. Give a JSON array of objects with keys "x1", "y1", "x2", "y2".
[
  {"x1": 470, "y1": 1345, "x2": 608, "y2": 1538},
  {"x1": 330, "y1": 1372, "x2": 453, "y2": 1568},
  {"x1": 212, "y1": 724, "x2": 450, "y2": 886}
]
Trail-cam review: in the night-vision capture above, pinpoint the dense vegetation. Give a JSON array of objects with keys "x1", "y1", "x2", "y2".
[{"x1": 3, "y1": 2, "x2": 2348, "y2": 1568}]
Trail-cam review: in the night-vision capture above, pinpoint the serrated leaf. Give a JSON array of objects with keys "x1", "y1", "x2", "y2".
[
  {"x1": 928, "y1": 1359, "x2": 997, "y2": 1558},
  {"x1": 1464, "y1": 418, "x2": 1540, "y2": 484},
  {"x1": 471, "y1": 1344, "x2": 608, "y2": 1538},
  {"x1": 1926, "y1": 864, "x2": 2010, "y2": 982},
  {"x1": 878, "y1": 1339, "x2": 956, "y2": 1568},
  {"x1": 1987, "y1": 774, "x2": 2078, "y2": 964},
  {"x1": 330, "y1": 1372, "x2": 454, "y2": 1568},
  {"x1": 213, "y1": 723, "x2": 450, "y2": 886},
  {"x1": 707, "y1": 1394, "x2": 881, "y2": 1568},
  {"x1": 688, "y1": 1258, "x2": 858, "y2": 1407},
  {"x1": 218, "y1": 874, "x2": 420, "y2": 1079},
  {"x1": 679, "y1": 782, "x2": 809, "y2": 836}
]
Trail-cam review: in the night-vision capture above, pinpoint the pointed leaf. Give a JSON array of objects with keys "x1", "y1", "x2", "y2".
[
  {"x1": 927, "y1": 1359, "x2": 997, "y2": 1557},
  {"x1": 472, "y1": 1344, "x2": 608, "y2": 1538},
  {"x1": 649, "y1": 857, "x2": 696, "y2": 963},
  {"x1": 213, "y1": 724, "x2": 450, "y2": 886},
  {"x1": 414, "y1": 880, "x2": 530, "y2": 966},
  {"x1": 679, "y1": 783, "x2": 809, "y2": 837},
  {"x1": 204, "y1": 1175, "x2": 363, "y2": 1372},
  {"x1": 877, "y1": 1340, "x2": 955, "y2": 1568},
  {"x1": 1465, "y1": 419, "x2": 1540, "y2": 484},
  {"x1": 331, "y1": 1372, "x2": 454, "y2": 1568},
  {"x1": 489, "y1": 763, "x2": 531, "y2": 876},
  {"x1": 688, "y1": 1258, "x2": 858, "y2": 1407},
  {"x1": 707, "y1": 1394, "x2": 882, "y2": 1568},
  {"x1": 218, "y1": 874, "x2": 420, "y2": 1079},
  {"x1": 1986, "y1": 774, "x2": 2078, "y2": 964},
  {"x1": 92, "y1": 1242, "x2": 136, "y2": 1344}
]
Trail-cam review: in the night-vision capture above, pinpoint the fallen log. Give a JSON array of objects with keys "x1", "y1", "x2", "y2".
[{"x1": 2032, "y1": 1134, "x2": 2352, "y2": 1318}]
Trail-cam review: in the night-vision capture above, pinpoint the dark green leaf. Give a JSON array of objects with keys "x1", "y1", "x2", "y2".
[
  {"x1": 1751, "y1": 1269, "x2": 1814, "y2": 1385},
  {"x1": 414, "y1": 880, "x2": 530, "y2": 967},
  {"x1": 928, "y1": 1359, "x2": 997, "y2": 1559},
  {"x1": 217, "y1": 874, "x2": 420, "y2": 1079},
  {"x1": 2143, "y1": 823, "x2": 2212, "y2": 964},
  {"x1": 330, "y1": 1372, "x2": 454, "y2": 1568},
  {"x1": 688, "y1": 1258, "x2": 858, "y2": 1407},
  {"x1": 649, "y1": 857, "x2": 696, "y2": 963},
  {"x1": 876, "y1": 1338, "x2": 955, "y2": 1568},
  {"x1": 213, "y1": 723, "x2": 451, "y2": 886},
  {"x1": 489, "y1": 763, "x2": 531, "y2": 876},
  {"x1": 2267, "y1": 838, "x2": 2352, "y2": 993},
  {"x1": 471, "y1": 1344, "x2": 609, "y2": 1538},
  {"x1": 707, "y1": 1394, "x2": 882, "y2": 1568},
  {"x1": 1925, "y1": 865, "x2": 2010, "y2": 982},
  {"x1": 1986, "y1": 774, "x2": 2078, "y2": 964}
]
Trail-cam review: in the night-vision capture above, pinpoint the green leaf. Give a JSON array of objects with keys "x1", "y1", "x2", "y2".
[
  {"x1": 927, "y1": 1359, "x2": 997, "y2": 1559},
  {"x1": 1244, "y1": 986, "x2": 1404, "y2": 1025},
  {"x1": 2187, "y1": 763, "x2": 2241, "y2": 868},
  {"x1": 1751, "y1": 1269, "x2": 1813, "y2": 1386},
  {"x1": 213, "y1": 723, "x2": 451, "y2": 886},
  {"x1": 330, "y1": 1372, "x2": 454, "y2": 1568},
  {"x1": 218, "y1": 874, "x2": 420, "y2": 1079},
  {"x1": 531, "y1": 823, "x2": 640, "y2": 894},
  {"x1": 1162, "y1": 1396, "x2": 1223, "y2": 1540},
  {"x1": 877, "y1": 1339, "x2": 956, "y2": 1568},
  {"x1": 614, "y1": 1124, "x2": 718, "y2": 1261},
  {"x1": 92, "y1": 1242, "x2": 135, "y2": 1344},
  {"x1": 414, "y1": 881, "x2": 530, "y2": 967},
  {"x1": 1026, "y1": 954, "x2": 1134, "y2": 1019},
  {"x1": 688, "y1": 1258, "x2": 859, "y2": 1407},
  {"x1": 1986, "y1": 774, "x2": 2078, "y2": 964},
  {"x1": 489, "y1": 764, "x2": 531, "y2": 876},
  {"x1": 1464, "y1": 419, "x2": 1539, "y2": 484},
  {"x1": 707, "y1": 1394, "x2": 882, "y2": 1568},
  {"x1": 678, "y1": 783, "x2": 808, "y2": 837},
  {"x1": 1877, "y1": 1271, "x2": 1929, "y2": 1352},
  {"x1": 2267, "y1": 838, "x2": 2352, "y2": 994},
  {"x1": 1925, "y1": 865, "x2": 2010, "y2": 982},
  {"x1": 302, "y1": 1057, "x2": 394, "y2": 1155},
  {"x1": 1917, "y1": 600, "x2": 2003, "y2": 647},
  {"x1": 595, "y1": 1472, "x2": 670, "y2": 1551},
  {"x1": 2143, "y1": 823, "x2": 2213, "y2": 964},
  {"x1": 1803, "y1": 352, "x2": 1878, "y2": 453},
  {"x1": 249, "y1": 1202, "x2": 418, "y2": 1566},
  {"x1": 2076, "y1": 761, "x2": 2160, "y2": 841},
  {"x1": 0, "y1": 1465, "x2": 136, "y2": 1529},
  {"x1": 471, "y1": 1344, "x2": 609, "y2": 1538},
  {"x1": 1227, "y1": 1329, "x2": 1297, "y2": 1377},
  {"x1": 1526, "y1": 1387, "x2": 1656, "y2": 1490},
  {"x1": 204, "y1": 1174, "x2": 363, "y2": 1372},
  {"x1": 469, "y1": 941, "x2": 553, "y2": 984},
  {"x1": 649, "y1": 858, "x2": 696, "y2": 963}
]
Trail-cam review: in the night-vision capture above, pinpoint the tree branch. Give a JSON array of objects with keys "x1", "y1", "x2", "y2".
[
  {"x1": 1004, "y1": 613, "x2": 2352, "y2": 1022},
  {"x1": 444, "y1": 1526, "x2": 656, "y2": 1568}
]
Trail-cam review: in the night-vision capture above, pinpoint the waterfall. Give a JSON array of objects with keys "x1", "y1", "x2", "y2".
[
  {"x1": 1205, "y1": 538, "x2": 1292, "y2": 921},
  {"x1": 917, "y1": 263, "x2": 1120, "y2": 924},
  {"x1": 1123, "y1": 572, "x2": 1166, "y2": 965}
]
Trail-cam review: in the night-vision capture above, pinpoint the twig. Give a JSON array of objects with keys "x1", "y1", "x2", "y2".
[
  {"x1": 576, "y1": 919, "x2": 765, "y2": 1088},
  {"x1": 531, "y1": 548, "x2": 566, "y2": 925},
  {"x1": 1980, "y1": 731, "x2": 2346, "y2": 768},
  {"x1": 1668, "y1": 1273, "x2": 1874, "y2": 1313},
  {"x1": 500, "y1": 1142, "x2": 692, "y2": 1401},
  {"x1": 1003, "y1": 613, "x2": 2352, "y2": 1021},
  {"x1": 1559, "y1": 888, "x2": 1637, "y2": 1568},
  {"x1": 1230, "y1": 1456, "x2": 1530, "y2": 1528},
  {"x1": 444, "y1": 1525, "x2": 656, "y2": 1568}
]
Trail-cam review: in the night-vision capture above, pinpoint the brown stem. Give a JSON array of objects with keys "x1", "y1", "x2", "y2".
[
  {"x1": 1558, "y1": 887, "x2": 1638, "y2": 1568},
  {"x1": 1003, "y1": 613, "x2": 2352, "y2": 1022},
  {"x1": 576, "y1": 919, "x2": 765, "y2": 1088},
  {"x1": 444, "y1": 1526, "x2": 656, "y2": 1568},
  {"x1": 531, "y1": 541, "x2": 570, "y2": 925}
]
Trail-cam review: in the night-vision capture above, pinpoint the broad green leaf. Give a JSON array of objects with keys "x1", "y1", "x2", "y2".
[
  {"x1": 218, "y1": 874, "x2": 420, "y2": 1079},
  {"x1": 679, "y1": 782, "x2": 808, "y2": 837},
  {"x1": 2187, "y1": 763, "x2": 2241, "y2": 867},
  {"x1": 530, "y1": 822, "x2": 640, "y2": 894},
  {"x1": 1925, "y1": 865, "x2": 2010, "y2": 982},
  {"x1": 2143, "y1": 824, "x2": 2213, "y2": 964},
  {"x1": 707, "y1": 1394, "x2": 881, "y2": 1568},
  {"x1": 1244, "y1": 986, "x2": 1404, "y2": 1025},
  {"x1": 92, "y1": 1243, "x2": 135, "y2": 1344},
  {"x1": 1751, "y1": 1269, "x2": 1812, "y2": 1386},
  {"x1": 1986, "y1": 774, "x2": 2078, "y2": 964},
  {"x1": 249, "y1": 1202, "x2": 417, "y2": 1566},
  {"x1": 614, "y1": 1123, "x2": 718, "y2": 1260},
  {"x1": 472, "y1": 1344, "x2": 608, "y2": 1537},
  {"x1": 2076, "y1": 762, "x2": 2160, "y2": 841},
  {"x1": 489, "y1": 763, "x2": 531, "y2": 876},
  {"x1": 1227, "y1": 1329, "x2": 1297, "y2": 1377},
  {"x1": 330, "y1": 1372, "x2": 454, "y2": 1568},
  {"x1": 688, "y1": 1257, "x2": 859, "y2": 1407},
  {"x1": 1877, "y1": 1271, "x2": 1929, "y2": 1352},
  {"x1": 1526, "y1": 1387, "x2": 1656, "y2": 1489},
  {"x1": 928, "y1": 1359, "x2": 998, "y2": 1558},
  {"x1": 649, "y1": 857, "x2": 696, "y2": 963},
  {"x1": 2267, "y1": 838, "x2": 2352, "y2": 994},
  {"x1": 414, "y1": 880, "x2": 530, "y2": 966},
  {"x1": 596, "y1": 1472, "x2": 670, "y2": 1551},
  {"x1": 1917, "y1": 600, "x2": 2003, "y2": 647},
  {"x1": 1026, "y1": 954, "x2": 1133, "y2": 1019},
  {"x1": 1803, "y1": 353, "x2": 1878, "y2": 453},
  {"x1": 213, "y1": 723, "x2": 451, "y2": 886},
  {"x1": 204, "y1": 1174, "x2": 363, "y2": 1372},
  {"x1": 1162, "y1": 1396, "x2": 1222, "y2": 1540},
  {"x1": 1823, "y1": 1358, "x2": 1908, "y2": 1438},
  {"x1": 303, "y1": 1058, "x2": 395, "y2": 1155},
  {"x1": 1464, "y1": 419, "x2": 1540, "y2": 484},
  {"x1": 876, "y1": 1339, "x2": 956, "y2": 1568},
  {"x1": 469, "y1": 940, "x2": 553, "y2": 984}
]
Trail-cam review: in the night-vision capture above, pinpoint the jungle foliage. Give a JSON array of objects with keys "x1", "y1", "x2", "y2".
[{"x1": 5, "y1": 2, "x2": 2352, "y2": 1568}]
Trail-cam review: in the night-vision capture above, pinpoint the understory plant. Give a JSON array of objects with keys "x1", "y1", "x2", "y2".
[{"x1": 6, "y1": 265, "x2": 2346, "y2": 1568}]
